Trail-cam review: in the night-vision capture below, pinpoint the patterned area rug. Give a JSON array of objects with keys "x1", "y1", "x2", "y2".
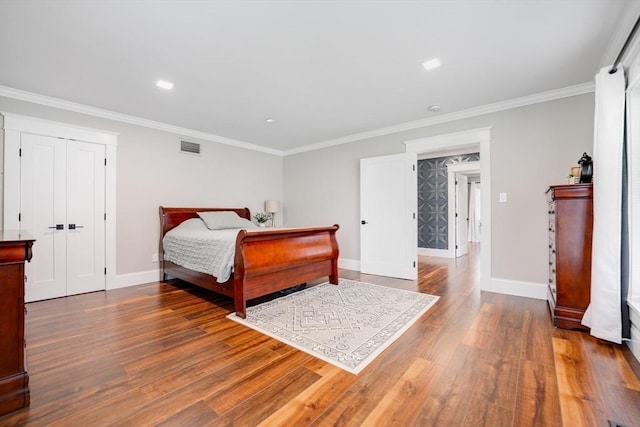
[{"x1": 227, "y1": 279, "x2": 439, "y2": 374}]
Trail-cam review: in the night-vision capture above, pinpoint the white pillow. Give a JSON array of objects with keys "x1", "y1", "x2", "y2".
[{"x1": 197, "y1": 211, "x2": 256, "y2": 230}]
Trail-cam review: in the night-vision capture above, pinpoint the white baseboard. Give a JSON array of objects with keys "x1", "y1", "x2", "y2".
[
  {"x1": 339, "y1": 258, "x2": 360, "y2": 272},
  {"x1": 481, "y1": 277, "x2": 547, "y2": 300},
  {"x1": 417, "y1": 247, "x2": 454, "y2": 258},
  {"x1": 109, "y1": 268, "x2": 161, "y2": 290},
  {"x1": 629, "y1": 300, "x2": 640, "y2": 363}
]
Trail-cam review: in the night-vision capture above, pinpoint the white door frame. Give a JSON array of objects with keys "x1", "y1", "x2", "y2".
[
  {"x1": 2, "y1": 112, "x2": 118, "y2": 290},
  {"x1": 405, "y1": 127, "x2": 492, "y2": 291},
  {"x1": 448, "y1": 161, "x2": 479, "y2": 258}
]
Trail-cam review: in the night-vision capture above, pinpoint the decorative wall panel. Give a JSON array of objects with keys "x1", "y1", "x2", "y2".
[{"x1": 417, "y1": 153, "x2": 480, "y2": 249}]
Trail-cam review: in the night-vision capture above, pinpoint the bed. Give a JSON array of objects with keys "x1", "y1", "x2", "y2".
[{"x1": 159, "y1": 206, "x2": 340, "y2": 318}]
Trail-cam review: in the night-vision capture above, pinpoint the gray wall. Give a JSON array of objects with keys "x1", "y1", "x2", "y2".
[
  {"x1": 284, "y1": 94, "x2": 594, "y2": 285},
  {"x1": 418, "y1": 153, "x2": 480, "y2": 249},
  {"x1": 0, "y1": 96, "x2": 283, "y2": 276},
  {"x1": 1, "y1": 92, "x2": 594, "y2": 287}
]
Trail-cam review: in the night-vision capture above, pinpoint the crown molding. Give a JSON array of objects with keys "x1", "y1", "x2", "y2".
[
  {"x1": 1, "y1": 82, "x2": 595, "y2": 158},
  {"x1": 283, "y1": 82, "x2": 594, "y2": 156},
  {"x1": 0, "y1": 85, "x2": 284, "y2": 156}
]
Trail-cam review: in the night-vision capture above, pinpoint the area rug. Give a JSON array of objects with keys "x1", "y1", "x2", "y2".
[{"x1": 227, "y1": 279, "x2": 439, "y2": 374}]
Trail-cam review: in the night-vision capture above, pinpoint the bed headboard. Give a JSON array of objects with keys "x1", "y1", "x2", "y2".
[{"x1": 159, "y1": 206, "x2": 252, "y2": 237}]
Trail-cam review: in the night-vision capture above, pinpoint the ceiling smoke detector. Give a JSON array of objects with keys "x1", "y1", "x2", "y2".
[{"x1": 428, "y1": 104, "x2": 441, "y2": 112}]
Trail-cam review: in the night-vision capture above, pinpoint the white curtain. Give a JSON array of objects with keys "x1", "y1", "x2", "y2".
[
  {"x1": 468, "y1": 182, "x2": 481, "y2": 242},
  {"x1": 581, "y1": 66, "x2": 626, "y2": 343}
]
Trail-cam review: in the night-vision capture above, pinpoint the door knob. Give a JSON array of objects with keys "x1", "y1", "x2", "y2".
[
  {"x1": 48, "y1": 224, "x2": 64, "y2": 230},
  {"x1": 361, "y1": 220, "x2": 368, "y2": 225},
  {"x1": 68, "y1": 224, "x2": 84, "y2": 230}
]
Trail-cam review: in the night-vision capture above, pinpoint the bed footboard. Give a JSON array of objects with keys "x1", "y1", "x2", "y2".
[{"x1": 233, "y1": 225, "x2": 340, "y2": 318}]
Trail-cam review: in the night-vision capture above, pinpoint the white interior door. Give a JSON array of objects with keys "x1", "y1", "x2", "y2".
[
  {"x1": 360, "y1": 153, "x2": 417, "y2": 280},
  {"x1": 21, "y1": 133, "x2": 67, "y2": 301},
  {"x1": 455, "y1": 174, "x2": 469, "y2": 257},
  {"x1": 66, "y1": 140, "x2": 106, "y2": 295}
]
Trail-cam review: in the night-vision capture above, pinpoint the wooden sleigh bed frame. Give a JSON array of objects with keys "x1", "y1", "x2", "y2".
[{"x1": 159, "y1": 207, "x2": 340, "y2": 318}]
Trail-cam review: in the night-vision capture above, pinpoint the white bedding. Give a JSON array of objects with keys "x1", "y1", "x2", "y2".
[{"x1": 162, "y1": 218, "x2": 244, "y2": 283}]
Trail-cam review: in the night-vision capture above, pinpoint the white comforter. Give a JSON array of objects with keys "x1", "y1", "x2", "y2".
[{"x1": 162, "y1": 218, "x2": 245, "y2": 283}]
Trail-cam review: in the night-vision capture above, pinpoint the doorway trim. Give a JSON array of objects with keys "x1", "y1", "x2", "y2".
[
  {"x1": 405, "y1": 127, "x2": 492, "y2": 292},
  {"x1": 2, "y1": 112, "x2": 118, "y2": 290},
  {"x1": 448, "y1": 161, "x2": 480, "y2": 258}
]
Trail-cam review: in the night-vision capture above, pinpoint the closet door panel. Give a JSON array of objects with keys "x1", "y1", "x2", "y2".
[
  {"x1": 20, "y1": 133, "x2": 67, "y2": 302},
  {"x1": 66, "y1": 140, "x2": 106, "y2": 295}
]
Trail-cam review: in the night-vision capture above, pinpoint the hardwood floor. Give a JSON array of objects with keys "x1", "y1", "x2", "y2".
[{"x1": 2, "y1": 244, "x2": 639, "y2": 426}]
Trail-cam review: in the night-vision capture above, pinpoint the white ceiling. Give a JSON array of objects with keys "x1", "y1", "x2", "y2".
[{"x1": 0, "y1": 1, "x2": 637, "y2": 154}]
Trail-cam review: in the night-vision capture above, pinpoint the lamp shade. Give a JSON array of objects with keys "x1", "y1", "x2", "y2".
[{"x1": 265, "y1": 200, "x2": 280, "y2": 213}]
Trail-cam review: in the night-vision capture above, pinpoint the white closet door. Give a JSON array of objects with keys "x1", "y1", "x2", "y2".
[
  {"x1": 66, "y1": 140, "x2": 105, "y2": 295},
  {"x1": 21, "y1": 133, "x2": 67, "y2": 301},
  {"x1": 20, "y1": 135, "x2": 106, "y2": 301}
]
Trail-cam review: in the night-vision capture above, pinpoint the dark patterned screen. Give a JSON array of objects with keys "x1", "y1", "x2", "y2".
[{"x1": 417, "y1": 153, "x2": 480, "y2": 249}]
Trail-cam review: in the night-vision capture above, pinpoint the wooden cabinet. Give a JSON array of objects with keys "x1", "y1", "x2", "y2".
[
  {"x1": 546, "y1": 184, "x2": 593, "y2": 330},
  {"x1": 0, "y1": 231, "x2": 34, "y2": 416}
]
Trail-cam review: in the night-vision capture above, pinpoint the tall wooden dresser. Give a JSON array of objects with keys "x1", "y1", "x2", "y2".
[
  {"x1": 0, "y1": 231, "x2": 34, "y2": 416},
  {"x1": 546, "y1": 184, "x2": 593, "y2": 330}
]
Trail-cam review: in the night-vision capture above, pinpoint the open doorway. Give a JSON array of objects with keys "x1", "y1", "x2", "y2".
[
  {"x1": 415, "y1": 152, "x2": 480, "y2": 258},
  {"x1": 404, "y1": 127, "x2": 492, "y2": 291}
]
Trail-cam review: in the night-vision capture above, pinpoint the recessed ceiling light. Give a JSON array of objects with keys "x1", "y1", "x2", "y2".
[
  {"x1": 156, "y1": 80, "x2": 174, "y2": 90},
  {"x1": 265, "y1": 118, "x2": 277, "y2": 124},
  {"x1": 422, "y1": 58, "x2": 441, "y2": 71},
  {"x1": 428, "y1": 104, "x2": 441, "y2": 112}
]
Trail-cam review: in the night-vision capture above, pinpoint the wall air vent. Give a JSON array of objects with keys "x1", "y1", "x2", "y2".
[{"x1": 180, "y1": 140, "x2": 201, "y2": 155}]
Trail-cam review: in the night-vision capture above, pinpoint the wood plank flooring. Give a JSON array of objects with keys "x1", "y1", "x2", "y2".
[{"x1": 1, "y1": 245, "x2": 639, "y2": 426}]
